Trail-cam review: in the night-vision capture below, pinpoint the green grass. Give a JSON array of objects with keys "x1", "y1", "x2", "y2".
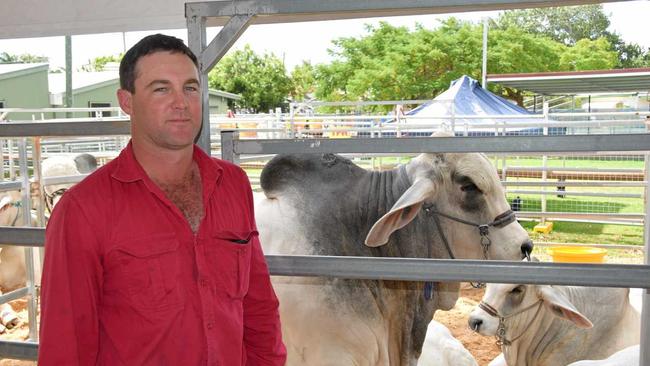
[
  {"x1": 506, "y1": 194, "x2": 643, "y2": 214},
  {"x1": 493, "y1": 156, "x2": 645, "y2": 169},
  {"x1": 521, "y1": 220, "x2": 644, "y2": 246}
]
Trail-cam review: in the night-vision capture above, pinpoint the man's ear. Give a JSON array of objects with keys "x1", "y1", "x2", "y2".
[{"x1": 117, "y1": 89, "x2": 133, "y2": 115}]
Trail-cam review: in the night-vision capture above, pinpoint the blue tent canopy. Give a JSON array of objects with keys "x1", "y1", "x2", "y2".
[{"x1": 402, "y1": 75, "x2": 549, "y2": 135}]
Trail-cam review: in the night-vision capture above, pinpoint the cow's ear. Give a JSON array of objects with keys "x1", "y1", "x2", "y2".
[
  {"x1": 365, "y1": 178, "x2": 436, "y2": 247},
  {"x1": 0, "y1": 196, "x2": 11, "y2": 213},
  {"x1": 539, "y1": 286, "x2": 593, "y2": 329}
]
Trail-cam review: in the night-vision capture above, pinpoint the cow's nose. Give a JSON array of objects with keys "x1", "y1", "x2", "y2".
[
  {"x1": 468, "y1": 317, "x2": 482, "y2": 332},
  {"x1": 521, "y1": 239, "x2": 534, "y2": 261}
]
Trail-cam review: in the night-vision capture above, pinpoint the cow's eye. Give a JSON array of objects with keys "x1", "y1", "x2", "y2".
[
  {"x1": 461, "y1": 182, "x2": 481, "y2": 193},
  {"x1": 510, "y1": 285, "x2": 524, "y2": 294}
]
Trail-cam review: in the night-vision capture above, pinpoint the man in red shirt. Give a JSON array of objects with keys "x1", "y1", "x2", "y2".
[{"x1": 38, "y1": 34, "x2": 287, "y2": 366}]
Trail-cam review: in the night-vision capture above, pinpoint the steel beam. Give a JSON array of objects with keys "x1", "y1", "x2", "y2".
[
  {"x1": 0, "y1": 228, "x2": 45, "y2": 247},
  {"x1": 230, "y1": 134, "x2": 650, "y2": 155},
  {"x1": 0, "y1": 287, "x2": 28, "y2": 305},
  {"x1": 266, "y1": 255, "x2": 650, "y2": 288},
  {"x1": 0, "y1": 340, "x2": 38, "y2": 361},
  {"x1": 201, "y1": 14, "x2": 254, "y2": 73},
  {"x1": 0, "y1": 121, "x2": 131, "y2": 138},
  {"x1": 186, "y1": 0, "x2": 617, "y2": 26}
]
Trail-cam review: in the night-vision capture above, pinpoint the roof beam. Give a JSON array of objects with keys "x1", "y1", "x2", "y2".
[
  {"x1": 188, "y1": 0, "x2": 616, "y2": 27},
  {"x1": 2, "y1": 0, "x2": 627, "y2": 39}
]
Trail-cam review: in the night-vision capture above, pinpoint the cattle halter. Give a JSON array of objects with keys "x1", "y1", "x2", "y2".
[
  {"x1": 477, "y1": 298, "x2": 543, "y2": 347},
  {"x1": 2, "y1": 201, "x2": 23, "y2": 227},
  {"x1": 422, "y1": 205, "x2": 518, "y2": 261},
  {"x1": 44, "y1": 188, "x2": 68, "y2": 213},
  {"x1": 421, "y1": 205, "x2": 518, "y2": 290}
]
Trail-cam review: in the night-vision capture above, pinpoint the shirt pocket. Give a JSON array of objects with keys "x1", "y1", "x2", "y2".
[
  {"x1": 113, "y1": 236, "x2": 183, "y2": 311},
  {"x1": 205, "y1": 230, "x2": 255, "y2": 300}
]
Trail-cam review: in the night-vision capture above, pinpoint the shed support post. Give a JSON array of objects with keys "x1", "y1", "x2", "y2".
[{"x1": 187, "y1": 12, "x2": 253, "y2": 156}]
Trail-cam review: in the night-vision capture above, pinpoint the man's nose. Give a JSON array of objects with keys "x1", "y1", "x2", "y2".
[{"x1": 172, "y1": 90, "x2": 188, "y2": 109}]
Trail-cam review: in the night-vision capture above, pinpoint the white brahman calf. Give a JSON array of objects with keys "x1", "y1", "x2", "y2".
[
  {"x1": 0, "y1": 193, "x2": 31, "y2": 331},
  {"x1": 567, "y1": 344, "x2": 639, "y2": 366},
  {"x1": 0, "y1": 153, "x2": 98, "y2": 332},
  {"x1": 417, "y1": 319, "x2": 477, "y2": 366},
  {"x1": 41, "y1": 153, "x2": 97, "y2": 212},
  {"x1": 469, "y1": 281, "x2": 639, "y2": 366}
]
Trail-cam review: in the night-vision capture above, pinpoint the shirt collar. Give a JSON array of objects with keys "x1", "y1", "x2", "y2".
[{"x1": 112, "y1": 141, "x2": 224, "y2": 191}]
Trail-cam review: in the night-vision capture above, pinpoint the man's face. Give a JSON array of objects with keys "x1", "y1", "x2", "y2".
[{"x1": 118, "y1": 51, "x2": 201, "y2": 151}]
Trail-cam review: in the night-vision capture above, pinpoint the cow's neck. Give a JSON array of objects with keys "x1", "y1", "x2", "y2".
[
  {"x1": 505, "y1": 307, "x2": 567, "y2": 366},
  {"x1": 358, "y1": 166, "x2": 453, "y2": 363}
]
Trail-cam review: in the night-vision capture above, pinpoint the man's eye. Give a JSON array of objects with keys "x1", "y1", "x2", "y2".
[
  {"x1": 185, "y1": 86, "x2": 198, "y2": 92},
  {"x1": 154, "y1": 87, "x2": 168, "y2": 92}
]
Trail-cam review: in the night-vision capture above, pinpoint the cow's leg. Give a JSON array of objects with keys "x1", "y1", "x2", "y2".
[{"x1": 0, "y1": 302, "x2": 18, "y2": 329}]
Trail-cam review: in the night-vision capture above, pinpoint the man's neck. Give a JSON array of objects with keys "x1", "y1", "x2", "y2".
[{"x1": 132, "y1": 141, "x2": 195, "y2": 185}]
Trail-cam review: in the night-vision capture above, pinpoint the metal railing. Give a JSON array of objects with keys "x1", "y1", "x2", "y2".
[{"x1": 2, "y1": 113, "x2": 650, "y2": 361}]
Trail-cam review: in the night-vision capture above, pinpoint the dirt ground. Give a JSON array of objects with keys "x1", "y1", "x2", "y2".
[
  {"x1": 435, "y1": 284, "x2": 501, "y2": 366},
  {"x1": 0, "y1": 298, "x2": 36, "y2": 366}
]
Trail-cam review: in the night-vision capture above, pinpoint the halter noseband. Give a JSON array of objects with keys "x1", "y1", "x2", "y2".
[
  {"x1": 478, "y1": 298, "x2": 543, "y2": 347},
  {"x1": 422, "y1": 205, "x2": 518, "y2": 261}
]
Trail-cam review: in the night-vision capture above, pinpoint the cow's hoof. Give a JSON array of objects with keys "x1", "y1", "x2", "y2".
[
  {"x1": 1, "y1": 311, "x2": 19, "y2": 329},
  {"x1": 3, "y1": 316, "x2": 19, "y2": 329}
]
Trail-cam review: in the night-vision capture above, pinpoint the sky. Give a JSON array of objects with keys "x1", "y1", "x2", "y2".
[{"x1": 0, "y1": 1, "x2": 647, "y2": 72}]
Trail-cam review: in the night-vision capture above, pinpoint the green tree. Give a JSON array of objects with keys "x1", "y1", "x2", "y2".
[
  {"x1": 559, "y1": 38, "x2": 618, "y2": 70},
  {"x1": 0, "y1": 52, "x2": 48, "y2": 63},
  {"x1": 497, "y1": 5, "x2": 610, "y2": 46},
  {"x1": 82, "y1": 54, "x2": 123, "y2": 71},
  {"x1": 209, "y1": 45, "x2": 292, "y2": 113},
  {"x1": 314, "y1": 19, "x2": 571, "y2": 108},
  {"x1": 488, "y1": 25, "x2": 567, "y2": 105},
  {"x1": 290, "y1": 61, "x2": 316, "y2": 102},
  {"x1": 314, "y1": 20, "x2": 479, "y2": 110},
  {"x1": 497, "y1": 5, "x2": 649, "y2": 68}
]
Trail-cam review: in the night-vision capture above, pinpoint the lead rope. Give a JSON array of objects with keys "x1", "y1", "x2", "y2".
[
  {"x1": 427, "y1": 206, "x2": 485, "y2": 288},
  {"x1": 9, "y1": 202, "x2": 22, "y2": 227}
]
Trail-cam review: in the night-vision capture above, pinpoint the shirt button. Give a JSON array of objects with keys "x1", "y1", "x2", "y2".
[
  {"x1": 200, "y1": 279, "x2": 209, "y2": 287},
  {"x1": 206, "y1": 322, "x2": 214, "y2": 330}
]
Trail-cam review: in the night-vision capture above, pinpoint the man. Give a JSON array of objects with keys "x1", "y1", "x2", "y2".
[{"x1": 38, "y1": 34, "x2": 286, "y2": 366}]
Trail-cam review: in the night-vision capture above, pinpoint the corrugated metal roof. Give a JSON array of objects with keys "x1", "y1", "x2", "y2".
[
  {"x1": 48, "y1": 71, "x2": 119, "y2": 94},
  {"x1": 487, "y1": 68, "x2": 650, "y2": 95},
  {"x1": 0, "y1": 63, "x2": 49, "y2": 80},
  {"x1": 208, "y1": 89, "x2": 241, "y2": 100}
]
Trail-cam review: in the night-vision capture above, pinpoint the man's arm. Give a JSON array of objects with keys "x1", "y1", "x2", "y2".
[
  {"x1": 242, "y1": 235, "x2": 287, "y2": 365},
  {"x1": 240, "y1": 174, "x2": 286, "y2": 365},
  {"x1": 38, "y1": 193, "x2": 103, "y2": 365}
]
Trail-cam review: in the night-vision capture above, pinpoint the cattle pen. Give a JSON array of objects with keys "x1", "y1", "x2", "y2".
[
  {"x1": 1, "y1": 111, "x2": 650, "y2": 365},
  {"x1": 2, "y1": 0, "x2": 650, "y2": 364}
]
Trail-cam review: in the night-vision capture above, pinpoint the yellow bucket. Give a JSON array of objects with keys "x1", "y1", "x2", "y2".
[{"x1": 548, "y1": 246, "x2": 607, "y2": 263}]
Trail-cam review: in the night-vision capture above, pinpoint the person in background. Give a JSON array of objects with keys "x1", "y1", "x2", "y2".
[{"x1": 38, "y1": 33, "x2": 286, "y2": 366}]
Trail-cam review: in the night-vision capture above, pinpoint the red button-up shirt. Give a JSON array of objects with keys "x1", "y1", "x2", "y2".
[{"x1": 38, "y1": 143, "x2": 286, "y2": 366}]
